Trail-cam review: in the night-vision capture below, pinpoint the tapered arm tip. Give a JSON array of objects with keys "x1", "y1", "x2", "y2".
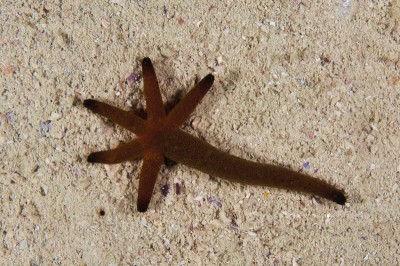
[
  {"x1": 137, "y1": 201, "x2": 148, "y2": 212},
  {"x1": 202, "y1": 74, "x2": 214, "y2": 88},
  {"x1": 87, "y1": 153, "x2": 98, "y2": 163},
  {"x1": 142, "y1": 57, "x2": 152, "y2": 65},
  {"x1": 83, "y1": 99, "x2": 96, "y2": 109},
  {"x1": 332, "y1": 191, "x2": 346, "y2": 205}
]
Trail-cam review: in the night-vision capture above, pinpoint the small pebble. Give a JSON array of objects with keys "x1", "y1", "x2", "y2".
[
  {"x1": 9, "y1": 193, "x2": 15, "y2": 202},
  {"x1": 40, "y1": 185, "x2": 47, "y2": 196},
  {"x1": 248, "y1": 231, "x2": 257, "y2": 237},
  {"x1": 127, "y1": 71, "x2": 139, "y2": 84},
  {"x1": 161, "y1": 184, "x2": 170, "y2": 197},
  {"x1": 19, "y1": 239, "x2": 27, "y2": 250},
  {"x1": 6, "y1": 112, "x2": 14, "y2": 123},
  {"x1": 193, "y1": 195, "x2": 203, "y2": 201},
  {"x1": 140, "y1": 217, "x2": 147, "y2": 226},
  {"x1": 207, "y1": 197, "x2": 222, "y2": 208},
  {"x1": 175, "y1": 183, "x2": 181, "y2": 195}
]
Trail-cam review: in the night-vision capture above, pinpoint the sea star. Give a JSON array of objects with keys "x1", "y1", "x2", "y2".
[{"x1": 84, "y1": 57, "x2": 346, "y2": 212}]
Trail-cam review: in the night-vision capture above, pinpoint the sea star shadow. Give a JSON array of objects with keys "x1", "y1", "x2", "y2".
[{"x1": 83, "y1": 57, "x2": 346, "y2": 212}]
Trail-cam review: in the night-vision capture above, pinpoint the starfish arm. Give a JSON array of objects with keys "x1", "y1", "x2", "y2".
[
  {"x1": 84, "y1": 99, "x2": 146, "y2": 134},
  {"x1": 165, "y1": 131, "x2": 346, "y2": 205},
  {"x1": 87, "y1": 139, "x2": 144, "y2": 164},
  {"x1": 142, "y1": 57, "x2": 166, "y2": 120},
  {"x1": 166, "y1": 74, "x2": 214, "y2": 129},
  {"x1": 137, "y1": 150, "x2": 164, "y2": 212}
]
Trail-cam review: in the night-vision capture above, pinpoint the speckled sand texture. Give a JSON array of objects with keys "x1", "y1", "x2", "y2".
[{"x1": 1, "y1": 1, "x2": 399, "y2": 265}]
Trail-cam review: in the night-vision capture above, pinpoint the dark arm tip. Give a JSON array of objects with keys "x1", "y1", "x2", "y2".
[
  {"x1": 87, "y1": 153, "x2": 96, "y2": 163},
  {"x1": 137, "y1": 195, "x2": 151, "y2": 212},
  {"x1": 205, "y1": 73, "x2": 214, "y2": 83},
  {"x1": 137, "y1": 203, "x2": 148, "y2": 213},
  {"x1": 197, "y1": 74, "x2": 214, "y2": 92},
  {"x1": 332, "y1": 191, "x2": 347, "y2": 205},
  {"x1": 142, "y1": 57, "x2": 152, "y2": 66},
  {"x1": 202, "y1": 74, "x2": 214, "y2": 87},
  {"x1": 83, "y1": 99, "x2": 96, "y2": 109}
]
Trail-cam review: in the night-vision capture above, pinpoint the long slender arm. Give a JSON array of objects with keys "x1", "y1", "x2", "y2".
[
  {"x1": 87, "y1": 139, "x2": 143, "y2": 164},
  {"x1": 137, "y1": 150, "x2": 164, "y2": 212},
  {"x1": 84, "y1": 99, "x2": 146, "y2": 135},
  {"x1": 165, "y1": 130, "x2": 346, "y2": 205},
  {"x1": 142, "y1": 57, "x2": 166, "y2": 120},
  {"x1": 165, "y1": 74, "x2": 214, "y2": 129}
]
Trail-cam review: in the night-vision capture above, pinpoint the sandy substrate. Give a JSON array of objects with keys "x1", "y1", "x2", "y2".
[{"x1": 1, "y1": 1, "x2": 399, "y2": 265}]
